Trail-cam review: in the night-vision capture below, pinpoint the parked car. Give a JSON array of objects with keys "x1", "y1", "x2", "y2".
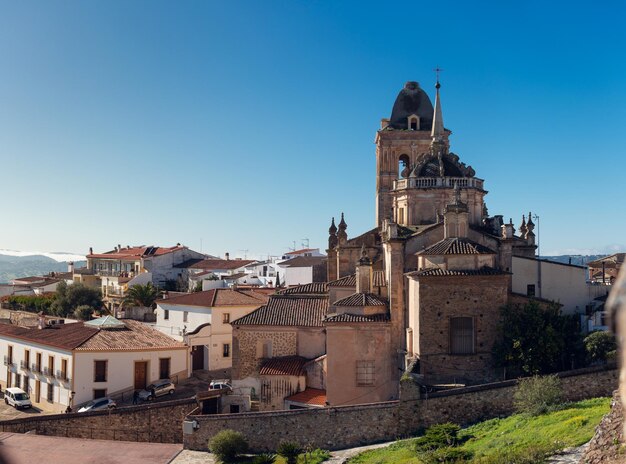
[
  {"x1": 4, "y1": 387, "x2": 32, "y2": 409},
  {"x1": 77, "y1": 397, "x2": 116, "y2": 413},
  {"x1": 209, "y1": 379, "x2": 232, "y2": 391},
  {"x1": 138, "y1": 379, "x2": 176, "y2": 401}
]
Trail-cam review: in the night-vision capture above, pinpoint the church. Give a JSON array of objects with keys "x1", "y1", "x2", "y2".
[{"x1": 232, "y1": 79, "x2": 541, "y2": 409}]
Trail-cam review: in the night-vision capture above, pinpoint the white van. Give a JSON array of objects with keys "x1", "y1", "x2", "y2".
[{"x1": 4, "y1": 387, "x2": 32, "y2": 409}]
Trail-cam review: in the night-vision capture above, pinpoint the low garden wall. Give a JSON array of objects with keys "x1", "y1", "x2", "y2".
[{"x1": 184, "y1": 365, "x2": 618, "y2": 451}]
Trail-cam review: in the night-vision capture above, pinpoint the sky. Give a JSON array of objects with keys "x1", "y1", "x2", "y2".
[{"x1": 0, "y1": 1, "x2": 624, "y2": 259}]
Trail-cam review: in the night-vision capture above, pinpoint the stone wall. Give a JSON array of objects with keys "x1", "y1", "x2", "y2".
[
  {"x1": 0, "y1": 397, "x2": 196, "y2": 443},
  {"x1": 580, "y1": 391, "x2": 624, "y2": 464},
  {"x1": 184, "y1": 365, "x2": 618, "y2": 452},
  {"x1": 232, "y1": 328, "x2": 297, "y2": 379}
]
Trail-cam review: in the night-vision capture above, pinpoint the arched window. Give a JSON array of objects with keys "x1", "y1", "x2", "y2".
[
  {"x1": 398, "y1": 154, "x2": 410, "y2": 178},
  {"x1": 408, "y1": 115, "x2": 419, "y2": 130}
]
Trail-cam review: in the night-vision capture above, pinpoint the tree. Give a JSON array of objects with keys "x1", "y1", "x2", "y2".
[
  {"x1": 584, "y1": 331, "x2": 617, "y2": 364},
  {"x1": 193, "y1": 281, "x2": 203, "y2": 292},
  {"x1": 51, "y1": 282, "x2": 103, "y2": 318},
  {"x1": 74, "y1": 305, "x2": 94, "y2": 321},
  {"x1": 122, "y1": 282, "x2": 160, "y2": 308},
  {"x1": 493, "y1": 301, "x2": 585, "y2": 377}
]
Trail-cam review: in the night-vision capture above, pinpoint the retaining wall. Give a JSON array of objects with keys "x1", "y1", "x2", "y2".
[{"x1": 184, "y1": 365, "x2": 618, "y2": 451}]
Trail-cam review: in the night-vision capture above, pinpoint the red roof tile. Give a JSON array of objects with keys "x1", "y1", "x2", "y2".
[
  {"x1": 87, "y1": 245, "x2": 187, "y2": 260},
  {"x1": 334, "y1": 293, "x2": 387, "y2": 307},
  {"x1": 407, "y1": 267, "x2": 508, "y2": 277},
  {"x1": 276, "y1": 283, "x2": 328, "y2": 295},
  {"x1": 0, "y1": 322, "x2": 97, "y2": 350},
  {"x1": 324, "y1": 313, "x2": 390, "y2": 323},
  {"x1": 158, "y1": 289, "x2": 269, "y2": 308},
  {"x1": 259, "y1": 356, "x2": 308, "y2": 376},
  {"x1": 285, "y1": 388, "x2": 327, "y2": 406},
  {"x1": 418, "y1": 237, "x2": 495, "y2": 256},
  {"x1": 76, "y1": 319, "x2": 186, "y2": 351},
  {"x1": 232, "y1": 295, "x2": 328, "y2": 327}
]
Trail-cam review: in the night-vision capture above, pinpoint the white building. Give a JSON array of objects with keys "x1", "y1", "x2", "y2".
[
  {"x1": 278, "y1": 256, "x2": 327, "y2": 287},
  {"x1": 154, "y1": 289, "x2": 270, "y2": 373},
  {"x1": 0, "y1": 315, "x2": 187, "y2": 412},
  {"x1": 511, "y1": 256, "x2": 610, "y2": 316},
  {"x1": 176, "y1": 256, "x2": 257, "y2": 291}
]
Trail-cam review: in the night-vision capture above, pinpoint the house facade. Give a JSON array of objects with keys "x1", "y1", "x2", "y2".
[
  {"x1": 154, "y1": 289, "x2": 270, "y2": 373},
  {"x1": 0, "y1": 315, "x2": 187, "y2": 412}
]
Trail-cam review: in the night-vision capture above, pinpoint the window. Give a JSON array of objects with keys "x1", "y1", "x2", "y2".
[
  {"x1": 257, "y1": 340, "x2": 272, "y2": 358},
  {"x1": 159, "y1": 358, "x2": 171, "y2": 380},
  {"x1": 527, "y1": 284, "x2": 536, "y2": 297},
  {"x1": 408, "y1": 116, "x2": 419, "y2": 130},
  {"x1": 61, "y1": 359, "x2": 68, "y2": 380},
  {"x1": 93, "y1": 389, "x2": 107, "y2": 399},
  {"x1": 450, "y1": 317, "x2": 474, "y2": 354},
  {"x1": 48, "y1": 355, "x2": 54, "y2": 375},
  {"x1": 223, "y1": 313, "x2": 230, "y2": 324},
  {"x1": 356, "y1": 361, "x2": 375, "y2": 386},
  {"x1": 398, "y1": 208, "x2": 405, "y2": 225},
  {"x1": 36, "y1": 352, "x2": 42, "y2": 372},
  {"x1": 164, "y1": 309, "x2": 169, "y2": 320},
  {"x1": 24, "y1": 349, "x2": 30, "y2": 370},
  {"x1": 7, "y1": 345, "x2": 13, "y2": 364},
  {"x1": 223, "y1": 344, "x2": 230, "y2": 358},
  {"x1": 47, "y1": 383, "x2": 54, "y2": 402},
  {"x1": 183, "y1": 311, "x2": 188, "y2": 323},
  {"x1": 94, "y1": 360, "x2": 107, "y2": 382}
]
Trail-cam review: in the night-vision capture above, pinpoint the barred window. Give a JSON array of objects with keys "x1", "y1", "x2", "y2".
[
  {"x1": 356, "y1": 361, "x2": 375, "y2": 386},
  {"x1": 450, "y1": 317, "x2": 474, "y2": 354}
]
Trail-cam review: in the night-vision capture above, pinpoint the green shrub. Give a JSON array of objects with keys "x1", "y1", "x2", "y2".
[
  {"x1": 252, "y1": 453, "x2": 276, "y2": 464},
  {"x1": 584, "y1": 331, "x2": 617, "y2": 363},
  {"x1": 300, "y1": 448, "x2": 331, "y2": 463},
  {"x1": 418, "y1": 446, "x2": 473, "y2": 464},
  {"x1": 514, "y1": 375, "x2": 563, "y2": 416},
  {"x1": 414, "y1": 423, "x2": 461, "y2": 452},
  {"x1": 277, "y1": 441, "x2": 302, "y2": 464},
  {"x1": 208, "y1": 429, "x2": 249, "y2": 463}
]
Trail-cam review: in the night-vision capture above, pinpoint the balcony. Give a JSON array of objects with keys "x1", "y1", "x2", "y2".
[
  {"x1": 31, "y1": 364, "x2": 42, "y2": 374},
  {"x1": 393, "y1": 177, "x2": 484, "y2": 191},
  {"x1": 20, "y1": 361, "x2": 30, "y2": 371},
  {"x1": 43, "y1": 367, "x2": 54, "y2": 377},
  {"x1": 3, "y1": 356, "x2": 15, "y2": 368},
  {"x1": 55, "y1": 370, "x2": 70, "y2": 382}
]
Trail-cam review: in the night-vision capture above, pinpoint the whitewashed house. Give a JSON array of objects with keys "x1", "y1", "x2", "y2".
[
  {"x1": 154, "y1": 289, "x2": 270, "y2": 373},
  {"x1": 0, "y1": 315, "x2": 187, "y2": 412}
]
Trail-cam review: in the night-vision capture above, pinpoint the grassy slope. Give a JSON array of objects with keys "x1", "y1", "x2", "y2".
[{"x1": 348, "y1": 397, "x2": 611, "y2": 464}]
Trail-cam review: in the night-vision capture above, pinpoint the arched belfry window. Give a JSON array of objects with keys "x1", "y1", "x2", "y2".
[
  {"x1": 408, "y1": 115, "x2": 420, "y2": 131},
  {"x1": 398, "y1": 154, "x2": 410, "y2": 178}
]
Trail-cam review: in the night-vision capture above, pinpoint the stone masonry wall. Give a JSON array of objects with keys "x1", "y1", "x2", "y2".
[
  {"x1": 232, "y1": 328, "x2": 297, "y2": 379},
  {"x1": 0, "y1": 397, "x2": 196, "y2": 443},
  {"x1": 184, "y1": 365, "x2": 617, "y2": 452},
  {"x1": 580, "y1": 391, "x2": 624, "y2": 464}
]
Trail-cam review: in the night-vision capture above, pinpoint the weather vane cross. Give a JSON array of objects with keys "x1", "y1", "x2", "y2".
[{"x1": 434, "y1": 66, "x2": 444, "y2": 83}]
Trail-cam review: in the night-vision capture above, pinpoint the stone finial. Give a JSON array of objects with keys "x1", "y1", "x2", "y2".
[
  {"x1": 519, "y1": 214, "x2": 528, "y2": 238},
  {"x1": 337, "y1": 212, "x2": 348, "y2": 244},
  {"x1": 328, "y1": 217, "x2": 338, "y2": 249},
  {"x1": 358, "y1": 244, "x2": 371, "y2": 265},
  {"x1": 431, "y1": 79, "x2": 445, "y2": 141}
]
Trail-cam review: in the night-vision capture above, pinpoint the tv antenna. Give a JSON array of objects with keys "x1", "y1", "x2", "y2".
[
  {"x1": 301, "y1": 238, "x2": 310, "y2": 249},
  {"x1": 238, "y1": 249, "x2": 249, "y2": 259}
]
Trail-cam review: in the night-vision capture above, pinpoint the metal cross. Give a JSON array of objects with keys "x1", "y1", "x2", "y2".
[{"x1": 434, "y1": 66, "x2": 444, "y2": 82}]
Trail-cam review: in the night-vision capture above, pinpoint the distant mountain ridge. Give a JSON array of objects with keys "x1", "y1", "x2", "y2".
[{"x1": 0, "y1": 253, "x2": 86, "y2": 284}]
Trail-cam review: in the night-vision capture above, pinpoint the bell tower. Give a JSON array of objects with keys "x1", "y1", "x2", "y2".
[{"x1": 374, "y1": 81, "x2": 449, "y2": 227}]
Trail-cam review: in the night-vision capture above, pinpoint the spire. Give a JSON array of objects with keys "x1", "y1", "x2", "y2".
[
  {"x1": 328, "y1": 217, "x2": 338, "y2": 249},
  {"x1": 337, "y1": 212, "x2": 348, "y2": 244},
  {"x1": 519, "y1": 214, "x2": 527, "y2": 237},
  {"x1": 338, "y1": 212, "x2": 347, "y2": 231},
  {"x1": 328, "y1": 217, "x2": 337, "y2": 235},
  {"x1": 431, "y1": 78, "x2": 444, "y2": 141}
]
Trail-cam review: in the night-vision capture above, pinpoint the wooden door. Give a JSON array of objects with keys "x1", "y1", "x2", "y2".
[
  {"x1": 35, "y1": 380, "x2": 41, "y2": 403},
  {"x1": 192, "y1": 345, "x2": 205, "y2": 371},
  {"x1": 134, "y1": 361, "x2": 147, "y2": 390}
]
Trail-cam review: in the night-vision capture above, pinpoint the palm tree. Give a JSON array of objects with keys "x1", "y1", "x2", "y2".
[{"x1": 122, "y1": 282, "x2": 161, "y2": 308}]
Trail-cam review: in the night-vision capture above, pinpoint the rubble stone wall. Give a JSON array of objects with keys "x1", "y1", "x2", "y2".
[{"x1": 184, "y1": 365, "x2": 617, "y2": 452}]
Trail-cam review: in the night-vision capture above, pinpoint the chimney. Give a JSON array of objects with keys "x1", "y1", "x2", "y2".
[
  {"x1": 89, "y1": 247, "x2": 93, "y2": 255},
  {"x1": 225, "y1": 252, "x2": 230, "y2": 261},
  {"x1": 117, "y1": 244, "x2": 121, "y2": 252},
  {"x1": 356, "y1": 245, "x2": 372, "y2": 294},
  {"x1": 68, "y1": 262, "x2": 74, "y2": 273},
  {"x1": 37, "y1": 312, "x2": 46, "y2": 330},
  {"x1": 163, "y1": 291, "x2": 169, "y2": 300}
]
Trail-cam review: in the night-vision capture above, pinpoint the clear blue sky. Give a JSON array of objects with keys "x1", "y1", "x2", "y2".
[{"x1": 0, "y1": 0, "x2": 624, "y2": 258}]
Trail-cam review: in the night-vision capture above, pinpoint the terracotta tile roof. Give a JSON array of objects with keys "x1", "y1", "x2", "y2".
[
  {"x1": 174, "y1": 258, "x2": 207, "y2": 269},
  {"x1": 221, "y1": 272, "x2": 247, "y2": 280},
  {"x1": 588, "y1": 253, "x2": 625, "y2": 268},
  {"x1": 232, "y1": 295, "x2": 328, "y2": 327},
  {"x1": 373, "y1": 271, "x2": 386, "y2": 287},
  {"x1": 0, "y1": 322, "x2": 97, "y2": 350},
  {"x1": 407, "y1": 267, "x2": 508, "y2": 277},
  {"x1": 334, "y1": 293, "x2": 387, "y2": 307},
  {"x1": 259, "y1": 356, "x2": 308, "y2": 376},
  {"x1": 11, "y1": 276, "x2": 47, "y2": 283},
  {"x1": 328, "y1": 275, "x2": 356, "y2": 287},
  {"x1": 285, "y1": 388, "x2": 327, "y2": 406},
  {"x1": 187, "y1": 259, "x2": 256, "y2": 270},
  {"x1": 279, "y1": 256, "x2": 326, "y2": 268},
  {"x1": 324, "y1": 313, "x2": 390, "y2": 323},
  {"x1": 76, "y1": 319, "x2": 186, "y2": 351},
  {"x1": 276, "y1": 283, "x2": 328, "y2": 295},
  {"x1": 157, "y1": 289, "x2": 269, "y2": 308},
  {"x1": 418, "y1": 237, "x2": 495, "y2": 256},
  {"x1": 87, "y1": 245, "x2": 187, "y2": 260}
]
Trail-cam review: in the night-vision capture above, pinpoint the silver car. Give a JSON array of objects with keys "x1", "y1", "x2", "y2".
[
  {"x1": 77, "y1": 397, "x2": 116, "y2": 413},
  {"x1": 138, "y1": 379, "x2": 175, "y2": 401}
]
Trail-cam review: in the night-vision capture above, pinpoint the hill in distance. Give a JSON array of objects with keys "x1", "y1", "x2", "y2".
[{"x1": 0, "y1": 252, "x2": 86, "y2": 284}]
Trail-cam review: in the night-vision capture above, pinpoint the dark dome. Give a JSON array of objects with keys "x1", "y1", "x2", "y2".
[{"x1": 388, "y1": 81, "x2": 434, "y2": 130}]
